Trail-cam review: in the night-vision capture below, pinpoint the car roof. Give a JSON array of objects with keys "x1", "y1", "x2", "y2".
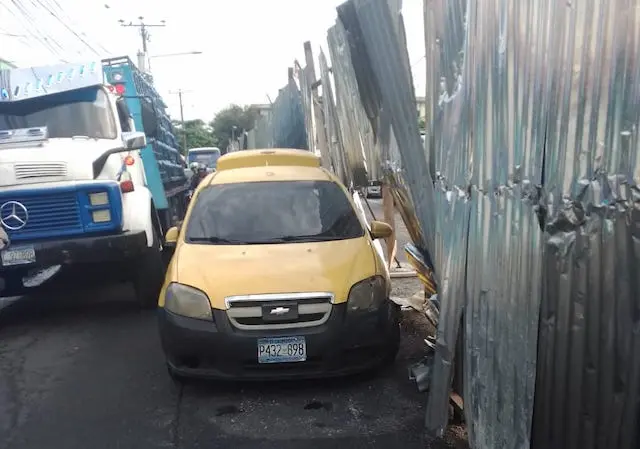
[
  {"x1": 216, "y1": 149, "x2": 320, "y2": 171},
  {"x1": 204, "y1": 148, "x2": 335, "y2": 185},
  {"x1": 210, "y1": 165, "x2": 333, "y2": 185}
]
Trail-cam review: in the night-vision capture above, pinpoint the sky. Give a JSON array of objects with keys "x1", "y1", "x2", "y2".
[{"x1": 1, "y1": 0, "x2": 426, "y2": 121}]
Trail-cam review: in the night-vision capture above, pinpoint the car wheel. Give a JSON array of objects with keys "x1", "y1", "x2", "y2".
[{"x1": 133, "y1": 223, "x2": 165, "y2": 309}]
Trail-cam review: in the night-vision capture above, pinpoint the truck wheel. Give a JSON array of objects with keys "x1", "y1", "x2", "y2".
[{"x1": 133, "y1": 224, "x2": 165, "y2": 309}]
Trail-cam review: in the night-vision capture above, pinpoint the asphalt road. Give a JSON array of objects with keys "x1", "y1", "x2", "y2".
[{"x1": 0, "y1": 201, "x2": 466, "y2": 449}]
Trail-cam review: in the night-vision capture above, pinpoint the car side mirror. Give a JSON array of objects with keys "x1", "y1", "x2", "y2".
[
  {"x1": 165, "y1": 226, "x2": 179, "y2": 245},
  {"x1": 122, "y1": 131, "x2": 146, "y2": 150},
  {"x1": 370, "y1": 220, "x2": 393, "y2": 240}
]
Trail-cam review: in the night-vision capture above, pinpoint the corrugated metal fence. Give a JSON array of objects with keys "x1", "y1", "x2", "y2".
[{"x1": 246, "y1": 1, "x2": 640, "y2": 448}]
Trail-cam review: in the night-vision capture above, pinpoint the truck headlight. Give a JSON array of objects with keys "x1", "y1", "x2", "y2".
[
  {"x1": 165, "y1": 283, "x2": 213, "y2": 321},
  {"x1": 89, "y1": 192, "x2": 109, "y2": 206},
  {"x1": 92, "y1": 210, "x2": 111, "y2": 223},
  {"x1": 347, "y1": 276, "x2": 388, "y2": 313}
]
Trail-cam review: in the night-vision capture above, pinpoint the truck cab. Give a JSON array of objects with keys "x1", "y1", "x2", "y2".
[{"x1": 0, "y1": 60, "x2": 184, "y2": 306}]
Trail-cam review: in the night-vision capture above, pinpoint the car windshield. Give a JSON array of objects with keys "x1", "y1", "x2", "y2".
[
  {"x1": 186, "y1": 180, "x2": 364, "y2": 244},
  {"x1": 0, "y1": 86, "x2": 117, "y2": 139},
  {"x1": 188, "y1": 151, "x2": 220, "y2": 169}
]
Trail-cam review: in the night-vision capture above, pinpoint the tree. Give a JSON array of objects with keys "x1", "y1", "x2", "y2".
[
  {"x1": 210, "y1": 104, "x2": 258, "y2": 152},
  {"x1": 172, "y1": 119, "x2": 215, "y2": 154}
]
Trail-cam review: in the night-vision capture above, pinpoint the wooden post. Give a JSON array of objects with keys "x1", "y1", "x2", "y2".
[
  {"x1": 382, "y1": 183, "x2": 397, "y2": 270},
  {"x1": 303, "y1": 41, "x2": 331, "y2": 170}
]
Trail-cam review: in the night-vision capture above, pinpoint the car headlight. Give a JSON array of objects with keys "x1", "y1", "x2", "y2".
[
  {"x1": 347, "y1": 276, "x2": 388, "y2": 313},
  {"x1": 165, "y1": 283, "x2": 213, "y2": 321}
]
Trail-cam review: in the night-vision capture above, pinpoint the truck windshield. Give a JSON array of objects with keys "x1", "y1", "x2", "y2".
[
  {"x1": 0, "y1": 87, "x2": 117, "y2": 139},
  {"x1": 186, "y1": 180, "x2": 364, "y2": 244},
  {"x1": 188, "y1": 150, "x2": 221, "y2": 169}
]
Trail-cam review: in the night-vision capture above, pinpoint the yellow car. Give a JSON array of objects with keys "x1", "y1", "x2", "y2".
[{"x1": 158, "y1": 149, "x2": 400, "y2": 381}]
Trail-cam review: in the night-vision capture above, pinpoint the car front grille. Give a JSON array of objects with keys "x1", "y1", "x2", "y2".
[{"x1": 225, "y1": 292, "x2": 334, "y2": 330}]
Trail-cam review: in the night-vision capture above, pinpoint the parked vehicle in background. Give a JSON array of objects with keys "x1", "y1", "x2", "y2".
[
  {"x1": 0, "y1": 58, "x2": 189, "y2": 306},
  {"x1": 158, "y1": 149, "x2": 400, "y2": 382},
  {"x1": 365, "y1": 180, "x2": 382, "y2": 198},
  {"x1": 187, "y1": 147, "x2": 221, "y2": 172}
]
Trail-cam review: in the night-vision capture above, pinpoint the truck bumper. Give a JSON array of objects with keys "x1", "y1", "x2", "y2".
[{"x1": 0, "y1": 231, "x2": 148, "y2": 296}]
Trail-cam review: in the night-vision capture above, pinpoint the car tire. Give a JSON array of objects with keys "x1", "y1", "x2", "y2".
[{"x1": 132, "y1": 223, "x2": 164, "y2": 309}]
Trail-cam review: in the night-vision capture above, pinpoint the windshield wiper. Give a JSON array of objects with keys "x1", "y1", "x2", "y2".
[
  {"x1": 188, "y1": 236, "x2": 249, "y2": 244},
  {"x1": 264, "y1": 234, "x2": 340, "y2": 243}
]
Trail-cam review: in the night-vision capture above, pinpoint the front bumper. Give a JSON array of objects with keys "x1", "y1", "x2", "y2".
[
  {"x1": 158, "y1": 302, "x2": 400, "y2": 381},
  {"x1": 0, "y1": 231, "x2": 147, "y2": 295}
]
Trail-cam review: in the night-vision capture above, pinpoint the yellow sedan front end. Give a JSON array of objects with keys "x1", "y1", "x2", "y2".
[{"x1": 157, "y1": 149, "x2": 400, "y2": 380}]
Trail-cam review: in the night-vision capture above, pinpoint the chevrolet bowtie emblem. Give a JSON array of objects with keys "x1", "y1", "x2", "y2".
[{"x1": 270, "y1": 307, "x2": 290, "y2": 315}]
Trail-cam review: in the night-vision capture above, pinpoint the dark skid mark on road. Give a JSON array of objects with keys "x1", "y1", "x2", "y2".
[
  {"x1": 304, "y1": 400, "x2": 333, "y2": 411},
  {"x1": 216, "y1": 405, "x2": 243, "y2": 416}
]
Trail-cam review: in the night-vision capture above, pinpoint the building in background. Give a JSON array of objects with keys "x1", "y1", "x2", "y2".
[{"x1": 250, "y1": 103, "x2": 273, "y2": 118}]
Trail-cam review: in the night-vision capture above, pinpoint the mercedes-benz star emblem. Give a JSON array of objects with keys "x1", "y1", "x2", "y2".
[{"x1": 0, "y1": 201, "x2": 29, "y2": 231}]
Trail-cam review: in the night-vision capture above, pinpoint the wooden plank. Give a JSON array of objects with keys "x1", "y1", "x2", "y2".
[{"x1": 382, "y1": 184, "x2": 397, "y2": 270}]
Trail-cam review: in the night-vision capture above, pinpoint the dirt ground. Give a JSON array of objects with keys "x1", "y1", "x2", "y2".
[{"x1": 391, "y1": 277, "x2": 469, "y2": 449}]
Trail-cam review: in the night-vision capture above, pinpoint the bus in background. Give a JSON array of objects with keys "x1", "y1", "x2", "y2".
[{"x1": 187, "y1": 147, "x2": 221, "y2": 172}]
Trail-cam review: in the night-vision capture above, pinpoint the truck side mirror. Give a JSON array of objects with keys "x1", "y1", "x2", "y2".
[{"x1": 122, "y1": 131, "x2": 146, "y2": 150}]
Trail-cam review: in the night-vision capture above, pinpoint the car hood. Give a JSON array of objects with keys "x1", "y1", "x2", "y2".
[{"x1": 168, "y1": 237, "x2": 379, "y2": 309}]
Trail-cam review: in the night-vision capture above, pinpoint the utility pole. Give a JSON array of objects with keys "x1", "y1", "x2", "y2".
[
  {"x1": 169, "y1": 89, "x2": 193, "y2": 152},
  {"x1": 119, "y1": 17, "x2": 166, "y2": 72}
]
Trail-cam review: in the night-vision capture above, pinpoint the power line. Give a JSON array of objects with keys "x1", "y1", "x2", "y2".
[
  {"x1": 5, "y1": 0, "x2": 68, "y2": 57},
  {"x1": 411, "y1": 54, "x2": 426, "y2": 68},
  {"x1": 2, "y1": 0, "x2": 113, "y2": 63},
  {"x1": 33, "y1": 0, "x2": 101, "y2": 56},
  {"x1": 40, "y1": 0, "x2": 112, "y2": 54}
]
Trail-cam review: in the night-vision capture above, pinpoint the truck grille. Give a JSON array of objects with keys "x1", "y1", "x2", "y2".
[
  {"x1": 0, "y1": 192, "x2": 81, "y2": 238},
  {"x1": 14, "y1": 162, "x2": 68, "y2": 180},
  {"x1": 225, "y1": 292, "x2": 334, "y2": 330}
]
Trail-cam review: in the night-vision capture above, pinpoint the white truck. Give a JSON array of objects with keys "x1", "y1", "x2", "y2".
[{"x1": 0, "y1": 59, "x2": 189, "y2": 306}]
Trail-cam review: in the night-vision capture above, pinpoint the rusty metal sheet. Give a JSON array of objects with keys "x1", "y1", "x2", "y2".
[
  {"x1": 318, "y1": 49, "x2": 351, "y2": 186},
  {"x1": 420, "y1": 0, "x2": 640, "y2": 448},
  {"x1": 346, "y1": 0, "x2": 437, "y2": 256}
]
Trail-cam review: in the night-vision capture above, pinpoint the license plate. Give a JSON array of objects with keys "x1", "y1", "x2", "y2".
[
  {"x1": 257, "y1": 336, "x2": 307, "y2": 364},
  {"x1": 1, "y1": 245, "x2": 36, "y2": 267}
]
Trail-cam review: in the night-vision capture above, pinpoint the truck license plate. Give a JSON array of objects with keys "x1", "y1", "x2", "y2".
[
  {"x1": 257, "y1": 336, "x2": 306, "y2": 364},
  {"x1": 1, "y1": 246, "x2": 36, "y2": 266}
]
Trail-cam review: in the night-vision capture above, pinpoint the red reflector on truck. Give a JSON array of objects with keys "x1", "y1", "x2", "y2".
[{"x1": 120, "y1": 180, "x2": 134, "y2": 193}]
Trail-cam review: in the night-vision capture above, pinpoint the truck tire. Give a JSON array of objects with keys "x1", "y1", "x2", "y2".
[{"x1": 132, "y1": 222, "x2": 165, "y2": 309}]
